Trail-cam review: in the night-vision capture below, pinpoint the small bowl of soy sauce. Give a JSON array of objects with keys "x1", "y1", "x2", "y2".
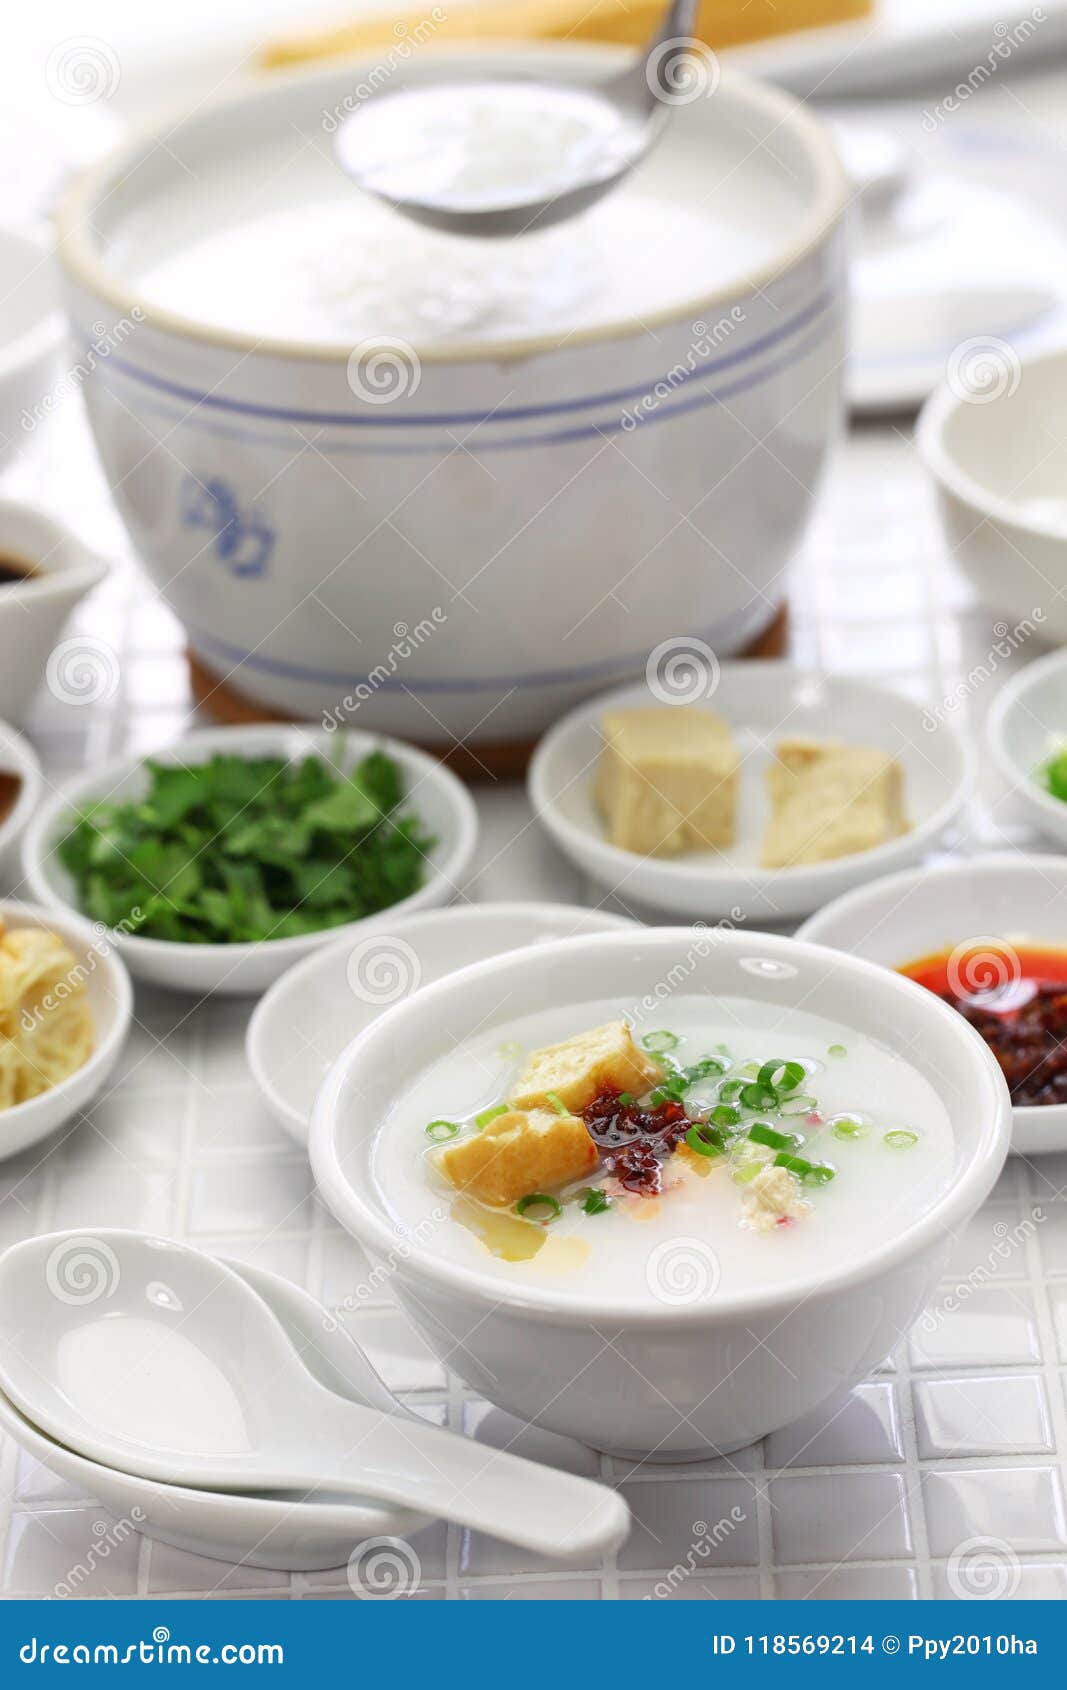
[{"x1": 0, "y1": 500, "x2": 111, "y2": 726}]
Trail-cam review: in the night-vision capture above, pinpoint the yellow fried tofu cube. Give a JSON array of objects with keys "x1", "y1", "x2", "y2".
[
  {"x1": 761, "y1": 738, "x2": 908, "y2": 868},
  {"x1": 509, "y1": 1019, "x2": 662, "y2": 1114},
  {"x1": 436, "y1": 1107, "x2": 597, "y2": 1207},
  {"x1": 594, "y1": 706, "x2": 739, "y2": 857}
]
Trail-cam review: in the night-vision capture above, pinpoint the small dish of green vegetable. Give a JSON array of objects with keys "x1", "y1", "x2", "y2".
[
  {"x1": 20, "y1": 726, "x2": 478, "y2": 996},
  {"x1": 988, "y1": 647, "x2": 1067, "y2": 856}
]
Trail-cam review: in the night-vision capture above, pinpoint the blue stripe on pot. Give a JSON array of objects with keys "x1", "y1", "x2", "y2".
[
  {"x1": 93, "y1": 315, "x2": 839, "y2": 456},
  {"x1": 82, "y1": 285, "x2": 839, "y2": 432}
]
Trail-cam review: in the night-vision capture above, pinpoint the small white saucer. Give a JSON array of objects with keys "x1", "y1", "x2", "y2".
[
  {"x1": 798, "y1": 853, "x2": 1067, "y2": 1157},
  {"x1": 248, "y1": 901, "x2": 634, "y2": 1145},
  {"x1": 528, "y1": 666, "x2": 972, "y2": 923},
  {"x1": 989, "y1": 649, "x2": 1067, "y2": 850},
  {"x1": 0, "y1": 1258, "x2": 430, "y2": 1572}
]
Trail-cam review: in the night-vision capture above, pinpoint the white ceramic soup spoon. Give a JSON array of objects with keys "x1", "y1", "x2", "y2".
[
  {"x1": 334, "y1": 0, "x2": 699, "y2": 237},
  {"x1": 0, "y1": 1230, "x2": 629, "y2": 1561}
]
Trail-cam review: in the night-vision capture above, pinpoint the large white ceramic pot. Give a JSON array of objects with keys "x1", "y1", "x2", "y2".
[{"x1": 57, "y1": 45, "x2": 847, "y2": 749}]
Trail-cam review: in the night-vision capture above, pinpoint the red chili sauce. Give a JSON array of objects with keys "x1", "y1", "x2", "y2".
[
  {"x1": 581, "y1": 1089, "x2": 691, "y2": 1196},
  {"x1": 900, "y1": 946, "x2": 1067, "y2": 1107}
]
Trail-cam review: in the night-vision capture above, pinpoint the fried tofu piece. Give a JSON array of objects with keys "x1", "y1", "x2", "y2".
[
  {"x1": 509, "y1": 1020, "x2": 663, "y2": 1114},
  {"x1": 761, "y1": 737, "x2": 907, "y2": 868},
  {"x1": 595, "y1": 706, "x2": 739, "y2": 857},
  {"x1": 436, "y1": 1107, "x2": 596, "y2": 1207}
]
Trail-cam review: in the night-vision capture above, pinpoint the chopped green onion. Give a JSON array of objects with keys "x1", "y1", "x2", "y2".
[
  {"x1": 715, "y1": 1043, "x2": 732, "y2": 1057},
  {"x1": 617, "y1": 1092, "x2": 635, "y2": 1107},
  {"x1": 475, "y1": 1103, "x2": 509, "y2": 1130},
  {"x1": 831, "y1": 1118, "x2": 868, "y2": 1142},
  {"x1": 828, "y1": 1043, "x2": 847, "y2": 1058},
  {"x1": 884, "y1": 1129, "x2": 919, "y2": 1150},
  {"x1": 747, "y1": 1122, "x2": 799, "y2": 1152},
  {"x1": 425, "y1": 1119, "x2": 460, "y2": 1142},
  {"x1": 515, "y1": 1192, "x2": 562, "y2": 1222},
  {"x1": 579, "y1": 1188, "x2": 612, "y2": 1215},
  {"x1": 757, "y1": 1059, "x2": 805, "y2": 1095},
  {"x1": 642, "y1": 1030, "x2": 679, "y2": 1053},
  {"x1": 545, "y1": 1091, "x2": 569, "y2": 1117},
  {"x1": 779, "y1": 1094, "x2": 817, "y2": 1116},
  {"x1": 774, "y1": 1151, "x2": 836, "y2": 1185},
  {"x1": 736, "y1": 1061, "x2": 760, "y2": 1079},
  {"x1": 711, "y1": 1103, "x2": 742, "y2": 1129},
  {"x1": 650, "y1": 1078, "x2": 688, "y2": 1106},
  {"x1": 685, "y1": 1122, "x2": 728, "y2": 1158},
  {"x1": 684, "y1": 1056, "x2": 727, "y2": 1083},
  {"x1": 718, "y1": 1079, "x2": 745, "y2": 1105},
  {"x1": 740, "y1": 1083, "x2": 778, "y2": 1111},
  {"x1": 731, "y1": 1159, "x2": 762, "y2": 1185}
]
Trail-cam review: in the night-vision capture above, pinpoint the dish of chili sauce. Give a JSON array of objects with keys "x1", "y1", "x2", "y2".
[{"x1": 899, "y1": 945, "x2": 1067, "y2": 1108}]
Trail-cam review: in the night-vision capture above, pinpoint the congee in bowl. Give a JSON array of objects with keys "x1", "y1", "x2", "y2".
[{"x1": 312, "y1": 928, "x2": 1010, "y2": 1457}]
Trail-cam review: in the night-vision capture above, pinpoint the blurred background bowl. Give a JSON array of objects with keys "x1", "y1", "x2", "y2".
[{"x1": 919, "y1": 345, "x2": 1067, "y2": 641}]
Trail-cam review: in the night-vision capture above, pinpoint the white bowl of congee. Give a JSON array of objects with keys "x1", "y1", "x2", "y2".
[{"x1": 311, "y1": 927, "x2": 1011, "y2": 1458}]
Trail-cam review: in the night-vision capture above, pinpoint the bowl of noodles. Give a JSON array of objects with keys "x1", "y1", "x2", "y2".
[{"x1": 0, "y1": 900, "x2": 132, "y2": 1159}]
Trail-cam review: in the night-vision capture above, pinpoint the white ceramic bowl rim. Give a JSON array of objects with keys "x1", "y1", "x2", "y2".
[
  {"x1": 0, "y1": 726, "x2": 43, "y2": 858},
  {"x1": 530, "y1": 667, "x2": 973, "y2": 888},
  {"x1": 798, "y1": 850, "x2": 1067, "y2": 1129},
  {"x1": 311, "y1": 926, "x2": 1010, "y2": 1325},
  {"x1": 917, "y1": 350, "x2": 1067, "y2": 541},
  {"x1": 21, "y1": 723, "x2": 478, "y2": 964},
  {"x1": 247, "y1": 899, "x2": 635, "y2": 1137},
  {"x1": 0, "y1": 898, "x2": 134, "y2": 1130},
  {"x1": 56, "y1": 44, "x2": 848, "y2": 366}
]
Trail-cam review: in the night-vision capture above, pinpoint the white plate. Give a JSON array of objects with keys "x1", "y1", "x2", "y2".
[
  {"x1": 248, "y1": 901, "x2": 635, "y2": 1146},
  {"x1": 729, "y1": 0, "x2": 1067, "y2": 99},
  {"x1": 0, "y1": 723, "x2": 41, "y2": 875},
  {"x1": 0, "y1": 1258, "x2": 428, "y2": 1572},
  {"x1": 20, "y1": 724, "x2": 479, "y2": 997},
  {"x1": 989, "y1": 649, "x2": 1067, "y2": 849},
  {"x1": 0, "y1": 899, "x2": 132, "y2": 1160},
  {"x1": 528, "y1": 666, "x2": 972, "y2": 922},
  {"x1": 798, "y1": 854, "x2": 1067, "y2": 1157}
]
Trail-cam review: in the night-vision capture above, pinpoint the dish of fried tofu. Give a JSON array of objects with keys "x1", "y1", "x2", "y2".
[{"x1": 592, "y1": 706, "x2": 908, "y2": 871}]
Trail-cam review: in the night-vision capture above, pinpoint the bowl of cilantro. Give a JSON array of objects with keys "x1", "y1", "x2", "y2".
[{"x1": 20, "y1": 725, "x2": 479, "y2": 995}]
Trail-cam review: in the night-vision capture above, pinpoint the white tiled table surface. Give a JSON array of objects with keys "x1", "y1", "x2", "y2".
[
  {"x1": 5, "y1": 59, "x2": 1067, "y2": 1603},
  {"x1": 2, "y1": 408, "x2": 1065, "y2": 1604}
]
